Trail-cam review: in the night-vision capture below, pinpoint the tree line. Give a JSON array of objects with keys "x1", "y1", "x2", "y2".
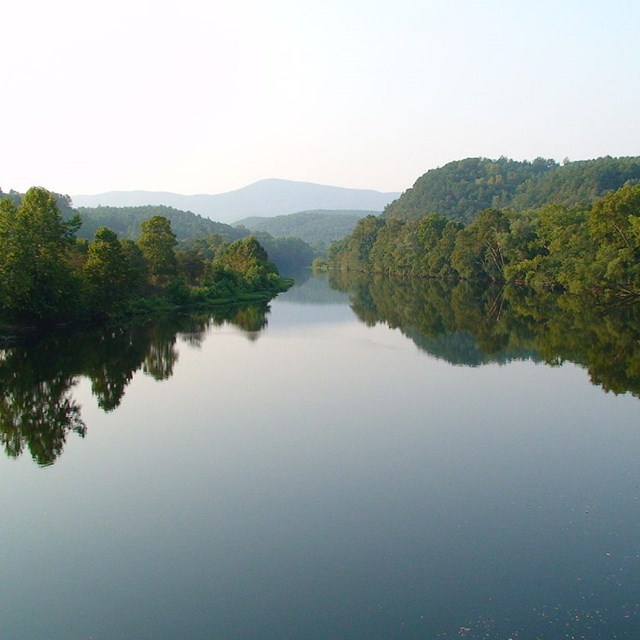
[
  {"x1": 235, "y1": 209, "x2": 372, "y2": 253},
  {"x1": 327, "y1": 183, "x2": 640, "y2": 300},
  {"x1": 0, "y1": 187, "x2": 290, "y2": 326}
]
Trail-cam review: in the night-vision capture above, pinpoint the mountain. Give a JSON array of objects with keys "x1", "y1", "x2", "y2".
[
  {"x1": 72, "y1": 179, "x2": 400, "y2": 224},
  {"x1": 234, "y1": 209, "x2": 373, "y2": 252}
]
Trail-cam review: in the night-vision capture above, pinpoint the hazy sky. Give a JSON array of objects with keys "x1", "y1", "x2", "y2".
[{"x1": 2, "y1": 0, "x2": 639, "y2": 196}]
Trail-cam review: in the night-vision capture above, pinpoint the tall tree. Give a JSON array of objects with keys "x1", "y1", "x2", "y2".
[
  {"x1": 83, "y1": 227, "x2": 132, "y2": 314},
  {"x1": 588, "y1": 183, "x2": 640, "y2": 296},
  {"x1": 451, "y1": 209, "x2": 510, "y2": 281},
  {"x1": 0, "y1": 187, "x2": 81, "y2": 320},
  {"x1": 137, "y1": 215, "x2": 177, "y2": 286}
]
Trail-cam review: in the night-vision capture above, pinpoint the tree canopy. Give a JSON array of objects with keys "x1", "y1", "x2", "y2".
[
  {"x1": 0, "y1": 187, "x2": 81, "y2": 320},
  {"x1": 383, "y1": 156, "x2": 640, "y2": 224}
]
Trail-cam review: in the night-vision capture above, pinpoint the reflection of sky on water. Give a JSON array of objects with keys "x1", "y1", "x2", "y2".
[{"x1": 266, "y1": 273, "x2": 355, "y2": 327}]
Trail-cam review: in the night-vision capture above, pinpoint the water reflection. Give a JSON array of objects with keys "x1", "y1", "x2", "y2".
[
  {"x1": 0, "y1": 302, "x2": 271, "y2": 466},
  {"x1": 4, "y1": 274, "x2": 639, "y2": 468},
  {"x1": 328, "y1": 271, "x2": 640, "y2": 397}
]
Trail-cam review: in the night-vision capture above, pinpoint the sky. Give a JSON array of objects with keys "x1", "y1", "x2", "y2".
[{"x1": 2, "y1": 0, "x2": 639, "y2": 197}]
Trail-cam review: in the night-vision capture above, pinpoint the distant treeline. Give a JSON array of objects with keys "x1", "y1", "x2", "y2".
[
  {"x1": 235, "y1": 209, "x2": 373, "y2": 252},
  {"x1": 0, "y1": 187, "x2": 291, "y2": 327},
  {"x1": 329, "y1": 173, "x2": 640, "y2": 300},
  {"x1": 75, "y1": 204, "x2": 248, "y2": 242}
]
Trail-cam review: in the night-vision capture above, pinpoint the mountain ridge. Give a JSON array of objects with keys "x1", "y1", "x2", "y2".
[{"x1": 72, "y1": 179, "x2": 400, "y2": 224}]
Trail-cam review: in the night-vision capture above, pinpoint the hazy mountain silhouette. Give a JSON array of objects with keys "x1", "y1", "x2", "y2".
[{"x1": 72, "y1": 179, "x2": 400, "y2": 224}]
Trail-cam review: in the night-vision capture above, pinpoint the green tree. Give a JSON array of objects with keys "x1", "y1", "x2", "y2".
[
  {"x1": 176, "y1": 249, "x2": 206, "y2": 285},
  {"x1": 120, "y1": 239, "x2": 148, "y2": 293},
  {"x1": 429, "y1": 220, "x2": 463, "y2": 278},
  {"x1": 82, "y1": 227, "x2": 132, "y2": 314},
  {"x1": 451, "y1": 209, "x2": 510, "y2": 281},
  {"x1": 210, "y1": 236, "x2": 280, "y2": 291},
  {"x1": 0, "y1": 187, "x2": 81, "y2": 320},
  {"x1": 588, "y1": 183, "x2": 640, "y2": 296},
  {"x1": 137, "y1": 215, "x2": 178, "y2": 286}
]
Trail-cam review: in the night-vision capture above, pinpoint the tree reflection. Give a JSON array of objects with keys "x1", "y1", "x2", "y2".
[
  {"x1": 229, "y1": 304, "x2": 270, "y2": 340},
  {"x1": 143, "y1": 323, "x2": 179, "y2": 380},
  {"x1": 82, "y1": 326, "x2": 152, "y2": 411},
  {"x1": 329, "y1": 272, "x2": 640, "y2": 397},
  {"x1": 0, "y1": 302, "x2": 271, "y2": 465},
  {"x1": 0, "y1": 342, "x2": 86, "y2": 467}
]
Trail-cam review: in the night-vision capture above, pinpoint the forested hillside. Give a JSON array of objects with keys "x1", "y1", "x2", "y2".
[
  {"x1": 75, "y1": 205, "x2": 246, "y2": 242},
  {"x1": 235, "y1": 209, "x2": 373, "y2": 251},
  {"x1": 329, "y1": 183, "x2": 640, "y2": 300},
  {"x1": 510, "y1": 156, "x2": 640, "y2": 210},
  {"x1": 383, "y1": 156, "x2": 640, "y2": 223}
]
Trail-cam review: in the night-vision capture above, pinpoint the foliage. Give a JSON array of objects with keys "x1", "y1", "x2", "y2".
[
  {"x1": 0, "y1": 187, "x2": 81, "y2": 321},
  {"x1": 207, "y1": 236, "x2": 285, "y2": 293},
  {"x1": 138, "y1": 215, "x2": 178, "y2": 285},
  {"x1": 329, "y1": 184, "x2": 640, "y2": 300},
  {"x1": 587, "y1": 183, "x2": 640, "y2": 297},
  {"x1": 74, "y1": 204, "x2": 246, "y2": 242},
  {"x1": 511, "y1": 156, "x2": 640, "y2": 211},
  {"x1": 235, "y1": 209, "x2": 373, "y2": 252},
  {"x1": 383, "y1": 156, "x2": 640, "y2": 224},
  {"x1": 77, "y1": 205, "x2": 317, "y2": 272},
  {"x1": 0, "y1": 192, "x2": 291, "y2": 328},
  {"x1": 251, "y1": 233, "x2": 316, "y2": 273},
  {"x1": 82, "y1": 227, "x2": 142, "y2": 315},
  {"x1": 383, "y1": 157, "x2": 558, "y2": 223}
]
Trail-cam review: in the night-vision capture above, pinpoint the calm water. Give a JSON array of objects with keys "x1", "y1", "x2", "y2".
[{"x1": 1, "y1": 274, "x2": 639, "y2": 639}]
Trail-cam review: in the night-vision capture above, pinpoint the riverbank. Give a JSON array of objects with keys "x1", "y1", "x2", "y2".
[{"x1": 0, "y1": 279, "x2": 293, "y2": 344}]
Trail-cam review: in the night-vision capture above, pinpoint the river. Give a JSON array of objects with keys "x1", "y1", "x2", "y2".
[{"x1": 1, "y1": 273, "x2": 639, "y2": 639}]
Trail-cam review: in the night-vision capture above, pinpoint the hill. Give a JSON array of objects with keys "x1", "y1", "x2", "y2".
[
  {"x1": 73, "y1": 179, "x2": 400, "y2": 224},
  {"x1": 75, "y1": 204, "x2": 245, "y2": 242},
  {"x1": 234, "y1": 209, "x2": 373, "y2": 252},
  {"x1": 510, "y1": 156, "x2": 640, "y2": 210},
  {"x1": 383, "y1": 156, "x2": 640, "y2": 223}
]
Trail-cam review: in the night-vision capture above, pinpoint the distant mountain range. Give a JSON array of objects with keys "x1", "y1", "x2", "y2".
[{"x1": 72, "y1": 179, "x2": 400, "y2": 224}]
